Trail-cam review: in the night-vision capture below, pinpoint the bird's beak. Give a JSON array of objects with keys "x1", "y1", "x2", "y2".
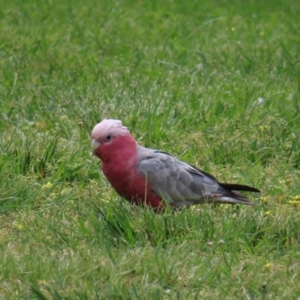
[{"x1": 91, "y1": 139, "x2": 101, "y2": 154}]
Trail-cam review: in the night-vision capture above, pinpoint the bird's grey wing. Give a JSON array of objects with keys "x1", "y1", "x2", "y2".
[{"x1": 136, "y1": 147, "x2": 247, "y2": 207}]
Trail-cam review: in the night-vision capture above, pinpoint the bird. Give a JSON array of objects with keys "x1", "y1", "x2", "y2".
[{"x1": 91, "y1": 119, "x2": 260, "y2": 211}]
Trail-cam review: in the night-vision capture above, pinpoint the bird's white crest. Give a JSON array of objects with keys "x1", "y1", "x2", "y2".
[{"x1": 91, "y1": 119, "x2": 129, "y2": 140}]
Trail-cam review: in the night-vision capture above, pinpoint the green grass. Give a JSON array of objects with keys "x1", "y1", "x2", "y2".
[{"x1": 1, "y1": 0, "x2": 300, "y2": 298}]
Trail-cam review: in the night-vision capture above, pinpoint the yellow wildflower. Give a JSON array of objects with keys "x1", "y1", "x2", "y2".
[
  {"x1": 264, "y1": 263, "x2": 273, "y2": 271},
  {"x1": 260, "y1": 196, "x2": 268, "y2": 203},
  {"x1": 279, "y1": 178, "x2": 292, "y2": 185},
  {"x1": 14, "y1": 222, "x2": 24, "y2": 229},
  {"x1": 42, "y1": 182, "x2": 53, "y2": 190},
  {"x1": 288, "y1": 195, "x2": 300, "y2": 206},
  {"x1": 258, "y1": 125, "x2": 267, "y2": 132},
  {"x1": 288, "y1": 201, "x2": 300, "y2": 206}
]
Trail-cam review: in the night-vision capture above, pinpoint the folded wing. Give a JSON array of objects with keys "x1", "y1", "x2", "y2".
[{"x1": 137, "y1": 146, "x2": 259, "y2": 207}]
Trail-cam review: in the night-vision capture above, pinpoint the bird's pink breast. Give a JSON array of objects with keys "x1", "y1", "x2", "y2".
[{"x1": 99, "y1": 135, "x2": 164, "y2": 210}]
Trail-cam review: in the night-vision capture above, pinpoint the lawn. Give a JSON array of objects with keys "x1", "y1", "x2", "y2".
[{"x1": 0, "y1": 0, "x2": 300, "y2": 298}]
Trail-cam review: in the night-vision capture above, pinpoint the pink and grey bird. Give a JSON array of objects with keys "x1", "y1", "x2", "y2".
[{"x1": 91, "y1": 119, "x2": 259, "y2": 210}]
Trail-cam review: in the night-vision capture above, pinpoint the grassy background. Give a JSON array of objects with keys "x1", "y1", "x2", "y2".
[{"x1": 0, "y1": 0, "x2": 300, "y2": 298}]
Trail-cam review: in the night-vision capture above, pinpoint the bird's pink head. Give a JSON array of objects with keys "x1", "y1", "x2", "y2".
[{"x1": 91, "y1": 119, "x2": 134, "y2": 160}]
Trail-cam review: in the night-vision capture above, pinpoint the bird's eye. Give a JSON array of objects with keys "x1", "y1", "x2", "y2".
[{"x1": 105, "y1": 134, "x2": 112, "y2": 142}]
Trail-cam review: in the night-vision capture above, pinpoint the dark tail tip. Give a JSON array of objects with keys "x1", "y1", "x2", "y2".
[{"x1": 220, "y1": 183, "x2": 260, "y2": 193}]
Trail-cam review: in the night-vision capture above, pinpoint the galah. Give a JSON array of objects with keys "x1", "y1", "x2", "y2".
[{"x1": 91, "y1": 119, "x2": 260, "y2": 210}]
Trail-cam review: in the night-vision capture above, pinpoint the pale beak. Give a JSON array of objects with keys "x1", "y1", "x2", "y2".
[{"x1": 91, "y1": 139, "x2": 101, "y2": 154}]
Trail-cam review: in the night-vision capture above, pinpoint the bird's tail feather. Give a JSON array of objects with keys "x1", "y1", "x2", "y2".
[
  {"x1": 171, "y1": 193, "x2": 256, "y2": 207},
  {"x1": 220, "y1": 183, "x2": 260, "y2": 193},
  {"x1": 217, "y1": 195, "x2": 257, "y2": 206}
]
